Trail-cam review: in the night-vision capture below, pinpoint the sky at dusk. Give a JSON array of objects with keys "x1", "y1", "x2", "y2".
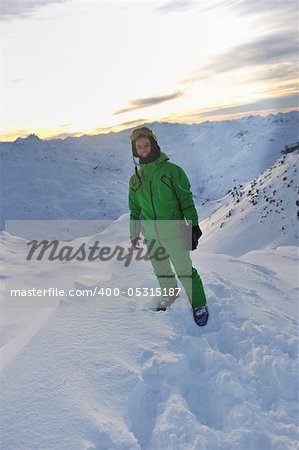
[{"x1": 0, "y1": 0, "x2": 298, "y2": 141}]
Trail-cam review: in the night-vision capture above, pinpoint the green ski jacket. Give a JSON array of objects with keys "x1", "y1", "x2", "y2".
[{"x1": 129, "y1": 152, "x2": 199, "y2": 239}]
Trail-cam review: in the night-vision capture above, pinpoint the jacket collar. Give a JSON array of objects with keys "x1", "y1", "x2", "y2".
[{"x1": 140, "y1": 152, "x2": 169, "y2": 171}]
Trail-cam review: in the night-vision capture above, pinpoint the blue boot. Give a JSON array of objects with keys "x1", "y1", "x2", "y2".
[{"x1": 193, "y1": 306, "x2": 209, "y2": 326}]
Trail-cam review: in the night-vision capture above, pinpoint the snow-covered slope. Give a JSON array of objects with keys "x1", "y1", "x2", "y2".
[
  {"x1": 1, "y1": 112, "x2": 298, "y2": 450},
  {"x1": 1, "y1": 222, "x2": 298, "y2": 450},
  {"x1": 152, "y1": 111, "x2": 298, "y2": 202},
  {"x1": 1, "y1": 111, "x2": 298, "y2": 229},
  {"x1": 200, "y1": 151, "x2": 299, "y2": 256}
]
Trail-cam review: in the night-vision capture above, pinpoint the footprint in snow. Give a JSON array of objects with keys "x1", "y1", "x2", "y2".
[{"x1": 208, "y1": 283, "x2": 232, "y2": 299}]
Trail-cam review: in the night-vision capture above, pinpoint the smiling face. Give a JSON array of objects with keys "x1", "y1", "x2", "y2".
[{"x1": 135, "y1": 136, "x2": 151, "y2": 158}]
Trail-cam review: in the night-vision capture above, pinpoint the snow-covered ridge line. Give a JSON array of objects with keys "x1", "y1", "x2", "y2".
[
  {"x1": 200, "y1": 151, "x2": 298, "y2": 256},
  {"x1": 1, "y1": 111, "x2": 298, "y2": 230}
]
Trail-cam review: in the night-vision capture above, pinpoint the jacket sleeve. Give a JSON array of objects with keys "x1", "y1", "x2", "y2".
[
  {"x1": 128, "y1": 177, "x2": 142, "y2": 239},
  {"x1": 172, "y1": 166, "x2": 199, "y2": 226}
]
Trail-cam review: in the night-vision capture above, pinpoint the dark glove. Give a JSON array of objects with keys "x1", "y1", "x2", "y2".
[
  {"x1": 130, "y1": 236, "x2": 140, "y2": 249},
  {"x1": 192, "y1": 225, "x2": 202, "y2": 251}
]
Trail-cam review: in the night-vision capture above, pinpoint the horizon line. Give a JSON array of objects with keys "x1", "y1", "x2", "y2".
[{"x1": 1, "y1": 107, "x2": 298, "y2": 143}]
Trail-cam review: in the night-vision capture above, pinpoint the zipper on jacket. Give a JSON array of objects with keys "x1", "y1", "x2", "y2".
[
  {"x1": 149, "y1": 181, "x2": 157, "y2": 220},
  {"x1": 149, "y1": 181, "x2": 162, "y2": 246}
]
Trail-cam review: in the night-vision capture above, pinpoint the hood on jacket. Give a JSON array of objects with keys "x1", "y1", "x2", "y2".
[{"x1": 131, "y1": 126, "x2": 161, "y2": 163}]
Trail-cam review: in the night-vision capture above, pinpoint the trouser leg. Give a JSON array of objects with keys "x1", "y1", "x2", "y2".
[
  {"x1": 145, "y1": 238, "x2": 178, "y2": 294},
  {"x1": 161, "y1": 236, "x2": 207, "y2": 308}
]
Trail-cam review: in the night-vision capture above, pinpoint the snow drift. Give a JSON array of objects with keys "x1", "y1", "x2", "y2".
[{"x1": 1, "y1": 112, "x2": 298, "y2": 450}]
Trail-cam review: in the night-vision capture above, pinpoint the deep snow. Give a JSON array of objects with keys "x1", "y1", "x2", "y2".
[
  {"x1": 1, "y1": 112, "x2": 298, "y2": 450},
  {"x1": 1, "y1": 231, "x2": 298, "y2": 450}
]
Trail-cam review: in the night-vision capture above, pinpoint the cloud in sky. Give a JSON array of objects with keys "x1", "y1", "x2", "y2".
[
  {"x1": 113, "y1": 118, "x2": 148, "y2": 128},
  {"x1": 157, "y1": 93, "x2": 297, "y2": 126},
  {"x1": 114, "y1": 91, "x2": 184, "y2": 115},
  {"x1": 47, "y1": 118, "x2": 149, "y2": 140},
  {"x1": 235, "y1": 0, "x2": 295, "y2": 16},
  {"x1": 92, "y1": 118, "x2": 149, "y2": 134},
  {"x1": 158, "y1": 0, "x2": 296, "y2": 23},
  {"x1": 157, "y1": 0, "x2": 236, "y2": 14},
  {"x1": 0, "y1": 0, "x2": 67, "y2": 20},
  {"x1": 157, "y1": 0, "x2": 201, "y2": 13},
  {"x1": 1, "y1": 1, "x2": 297, "y2": 141},
  {"x1": 160, "y1": 0, "x2": 297, "y2": 102},
  {"x1": 199, "y1": 93, "x2": 299, "y2": 119},
  {"x1": 182, "y1": 32, "x2": 297, "y2": 83},
  {"x1": 233, "y1": 0, "x2": 297, "y2": 38}
]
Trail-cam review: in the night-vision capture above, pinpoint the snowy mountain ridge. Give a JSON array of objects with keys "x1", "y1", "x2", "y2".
[
  {"x1": 200, "y1": 150, "x2": 299, "y2": 256},
  {"x1": 1, "y1": 110, "x2": 298, "y2": 229}
]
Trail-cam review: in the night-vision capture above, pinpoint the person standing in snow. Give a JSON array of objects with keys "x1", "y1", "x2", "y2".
[{"x1": 128, "y1": 126, "x2": 209, "y2": 326}]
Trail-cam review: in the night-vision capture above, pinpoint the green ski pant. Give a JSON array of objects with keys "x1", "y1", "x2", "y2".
[{"x1": 145, "y1": 235, "x2": 207, "y2": 308}]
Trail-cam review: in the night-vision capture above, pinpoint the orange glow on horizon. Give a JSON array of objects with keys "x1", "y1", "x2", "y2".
[{"x1": 0, "y1": 107, "x2": 297, "y2": 143}]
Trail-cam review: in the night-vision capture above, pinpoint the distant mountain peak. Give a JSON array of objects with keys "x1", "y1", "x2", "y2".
[{"x1": 15, "y1": 133, "x2": 40, "y2": 143}]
